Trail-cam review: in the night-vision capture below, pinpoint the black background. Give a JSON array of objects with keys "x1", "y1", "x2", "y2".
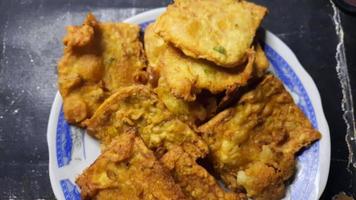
[{"x1": 0, "y1": 0, "x2": 355, "y2": 199}]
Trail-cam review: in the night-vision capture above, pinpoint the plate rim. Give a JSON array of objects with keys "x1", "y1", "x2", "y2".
[
  {"x1": 47, "y1": 7, "x2": 331, "y2": 200},
  {"x1": 47, "y1": 92, "x2": 64, "y2": 200}
]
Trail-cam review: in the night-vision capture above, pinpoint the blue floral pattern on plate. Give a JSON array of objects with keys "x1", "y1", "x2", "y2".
[
  {"x1": 56, "y1": 107, "x2": 72, "y2": 168},
  {"x1": 60, "y1": 179, "x2": 81, "y2": 200}
]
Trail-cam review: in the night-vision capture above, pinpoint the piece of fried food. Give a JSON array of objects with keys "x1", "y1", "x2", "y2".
[
  {"x1": 145, "y1": 22, "x2": 269, "y2": 113},
  {"x1": 160, "y1": 46, "x2": 255, "y2": 101},
  {"x1": 154, "y1": 0, "x2": 267, "y2": 67},
  {"x1": 58, "y1": 13, "x2": 146, "y2": 126},
  {"x1": 76, "y1": 131, "x2": 187, "y2": 200},
  {"x1": 144, "y1": 23, "x2": 256, "y2": 101},
  {"x1": 145, "y1": 23, "x2": 218, "y2": 125},
  {"x1": 85, "y1": 85, "x2": 208, "y2": 159},
  {"x1": 199, "y1": 74, "x2": 321, "y2": 200},
  {"x1": 145, "y1": 23, "x2": 269, "y2": 79},
  {"x1": 155, "y1": 77, "x2": 217, "y2": 127},
  {"x1": 161, "y1": 147, "x2": 246, "y2": 200}
]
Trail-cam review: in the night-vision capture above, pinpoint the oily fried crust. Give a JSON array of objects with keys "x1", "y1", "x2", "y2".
[
  {"x1": 154, "y1": 0, "x2": 267, "y2": 67},
  {"x1": 84, "y1": 85, "x2": 153, "y2": 137},
  {"x1": 159, "y1": 45, "x2": 255, "y2": 101},
  {"x1": 216, "y1": 42, "x2": 269, "y2": 111},
  {"x1": 211, "y1": 40, "x2": 269, "y2": 110},
  {"x1": 145, "y1": 22, "x2": 259, "y2": 103},
  {"x1": 160, "y1": 147, "x2": 246, "y2": 200},
  {"x1": 146, "y1": 23, "x2": 222, "y2": 127},
  {"x1": 199, "y1": 74, "x2": 321, "y2": 200},
  {"x1": 145, "y1": 22, "x2": 268, "y2": 117},
  {"x1": 85, "y1": 85, "x2": 208, "y2": 159},
  {"x1": 144, "y1": 23, "x2": 167, "y2": 71},
  {"x1": 145, "y1": 22, "x2": 268, "y2": 105},
  {"x1": 253, "y1": 42, "x2": 269, "y2": 78},
  {"x1": 154, "y1": 77, "x2": 210, "y2": 126},
  {"x1": 58, "y1": 13, "x2": 146, "y2": 126},
  {"x1": 144, "y1": 23, "x2": 216, "y2": 127},
  {"x1": 145, "y1": 24, "x2": 215, "y2": 126},
  {"x1": 76, "y1": 131, "x2": 187, "y2": 200}
]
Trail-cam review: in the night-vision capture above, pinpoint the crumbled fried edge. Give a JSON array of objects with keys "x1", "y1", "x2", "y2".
[
  {"x1": 161, "y1": 146, "x2": 247, "y2": 200},
  {"x1": 76, "y1": 131, "x2": 188, "y2": 200}
]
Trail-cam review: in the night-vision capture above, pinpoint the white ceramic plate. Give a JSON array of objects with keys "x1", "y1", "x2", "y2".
[{"x1": 47, "y1": 8, "x2": 330, "y2": 200}]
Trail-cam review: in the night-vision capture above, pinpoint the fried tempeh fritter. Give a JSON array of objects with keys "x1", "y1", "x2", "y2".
[
  {"x1": 145, "y1": 23, "x2": 256, "y2": 101},
  {"x1": 199, "y1": 74, "x2": 321, "y2": 200},
  {"x1": 85, "y1": 85, "x2": 208, "y2": 159},
  {"x1": 145, "y1": 22, "x2": 269, "y2": 116},
  {"x1": 160, "y1": 46, "x2": 256, "y2": 101},
  {"x1": 161, "y1": 147, "x2": 246, "y2": 200},
  {"x1": 145, "y1": 23, "x2": 218, "y2": 126},
  {"x1": 154, "y1": 0, "x2": 267, "y2": 68},
  {"x1": 76, "y1": 131, "x2": 187, "y2": 200},
  {"x1": 58, "y1": 13, "x2": 146, "y2": 126}
]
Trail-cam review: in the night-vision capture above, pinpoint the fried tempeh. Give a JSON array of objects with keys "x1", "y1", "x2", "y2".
[
  {"x1": 145, "y1": 22, "x2": 269, "y2": 117},
  {"x1": 58, "y1": 13, "x2": 146, "y2": 126},
  {"x1": 154, "y1": 0, "x2": 267, "y2": 67},
  {"x1": 199, "y1": 74, "x2": 321, "y2": 200},
  {"x1": 76, "y1": 131, "x2": 187, "y2": 200},
  {"x1": 145, "y1": 23, "x2": 256, "y2": 101},
  {"x1": 85, "y1": 85, "x2": 208, "y2": 159}
]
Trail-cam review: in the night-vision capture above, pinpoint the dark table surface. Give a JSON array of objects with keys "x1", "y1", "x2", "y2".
[{"x1": 0, "y1": 0, "x2": 355, "y2": 199}]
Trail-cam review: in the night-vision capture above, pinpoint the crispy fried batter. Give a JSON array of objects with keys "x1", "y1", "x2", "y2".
[
  {"x1": 217, "y1": 43, "x2": 269, "y2": 110},
  {"x1": 144, "y1": 23, "x2": 256, "y2": 101},
  {"x1": 85, "y1": 85, "x2": 208, "y2": 159},
  {"x1": 144, "y1": 23, "x2": 167, "y2": 71},
  {"x1": 58, "y1": 13, "x2": 146, "y2": 126},
  {"x1": 145, "y1": 23, "x2": 218, "y2": 125},
  {"x1": 199, "y1": 75, "x2": 321, "y2": 200},
  {"x1": 161, "y1": 147, "x2": 246, "y2": 200},
  {"x1": 160, "y1": 46, "x2": 255, "y2": 101},
  {"x1": 145, "y1": 22, "x2": 268, "y2": 114},
  {"x1": 253, "y1": 42, "x2": 269, "y2": 77},
  {"x1": 155, "y1": 77, "x2": 215, "y2": 126},
  {"x1": 154, "y1": 0, "x2": 267, "y2": 67},
  {"x1": 76, "y1": 131, "x2": 187, "y2": 200}
]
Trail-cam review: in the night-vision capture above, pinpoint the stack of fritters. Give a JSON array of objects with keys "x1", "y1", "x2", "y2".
[{"x1": 57, "y1": 1, "x2": 321, "y2": 199}]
